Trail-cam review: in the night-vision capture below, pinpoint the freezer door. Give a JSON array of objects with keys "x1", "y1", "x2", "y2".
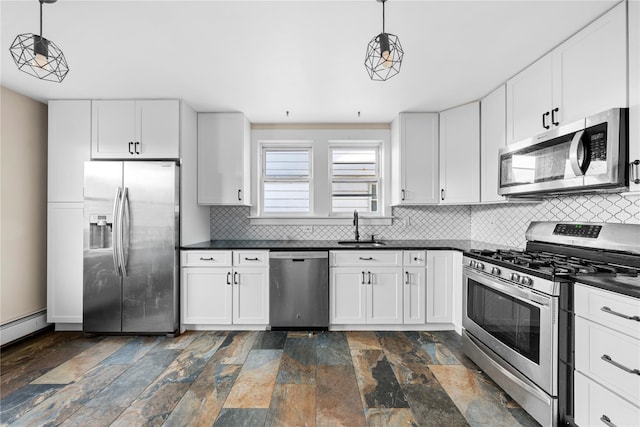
[
  {"x1": 121, "y1": 162, "x2": 179, "y2": 333},
  {"x1": 83, "y1": 161, "x2": 123, "y2": 333}
]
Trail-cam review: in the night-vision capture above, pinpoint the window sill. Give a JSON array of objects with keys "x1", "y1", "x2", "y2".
[{"x1": 248, "y1": 216, "x2": 394, "y2": 226}]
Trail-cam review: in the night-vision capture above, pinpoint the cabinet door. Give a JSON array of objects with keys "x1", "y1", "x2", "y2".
[
  {"x1": 198, "y1": 113, "x2": 250, "y2": 205},
  {"x1": 182, "y1": 267, "x2": 232, "y2": 324},
  {"x1": 480, "y1": 86, "x2": 507, "y2": 203},
  {"x1": 439, "y1": 102, "x2": 480, "y2": 203},
  {"x1": 553, "y1": 2, "x2": 627, "y2": 125},
  {"x1": 506, "y1": 55, "x2": 553, "y2": 144},
  {"x1": 47, "y1": 203, "x2": 83, "y2": 323},
  {"x1": 574, "y1": 371, "x2": 640, "y2": 427},
  {"x1": 367, "y1": 268, "x2": 403, "y2": 324},
  {"x1": 48, "y1": 101, "x2": 91, "y2": 203},
  {"x1": 136, "y1": 100, "x2": 180, "y2": 158},
  {"x1": 403, "y1": 268, "x2": 426, "y2": 324},
  {"x1": 426, "y1": 251, "x2": 454, "y2": 323},
  {"x1": 630, "y1": 0, "x2": 640, "y2": 193},
  {"x1": 330, "y1": 268, "x2": 366, "y2": 324},
  {"x1": 91, "y1": 100, "x2": 136, "y2": 158},
  {"x1": 233, "y1": 267, "x2": 269, "y2": 324},
  {"x1": 391, "y1": 113, "x2": 439, "y2": 204}
]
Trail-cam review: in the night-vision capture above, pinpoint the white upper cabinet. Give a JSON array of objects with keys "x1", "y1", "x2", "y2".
[
  {"x1": 91, "y1": 100, "x2": 180, "y2": 159},
  {"x1": 197, "y1": 112, "x2": 251, "y2": 205},
  {"x1": 629, "y1": 0, "x2": 640, "y2": 193},
  {"x1": 439, "y1": 102, "x2": 480, "y2": 204},
  {"x1": 506, "y1": 2, "x2": 627, "y2": 144},
  {"x1": 391, "y1": 113, "x2": 439, "y2": 205},
  {"x1": 480, "y1": 85, "x2": 507, "y2": 203},
  {"x1": 48, "y1": 100, "x2": 91, "y2": 203}
]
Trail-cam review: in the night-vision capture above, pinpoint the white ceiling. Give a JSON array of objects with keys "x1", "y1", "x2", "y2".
[{"x1": 0, "y1": 0, "x2": 621, "y2": 123}]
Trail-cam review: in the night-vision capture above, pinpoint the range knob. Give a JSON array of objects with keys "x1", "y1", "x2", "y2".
[
  {"x1": 510, "y1": 272, "x2": 521, "y2": 282},
  {"x1": 476, "y1": 262, "x2": 485, "y2": 270},
  {"x1": 521, "y1": 276, "x2": 533, "y2": 287},
  {"x1": 491, "y1": 267, "x2": 501, "y2": 276},
  {"x1": 468, "y1": 260, "x2": 476, "y2": 268}
]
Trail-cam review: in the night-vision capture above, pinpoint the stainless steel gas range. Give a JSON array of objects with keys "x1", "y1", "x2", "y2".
[{"x1": 462, "y1": 221, "x2": 640, "y2": 427}]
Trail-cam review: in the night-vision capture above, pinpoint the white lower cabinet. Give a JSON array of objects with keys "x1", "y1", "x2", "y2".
[
  {"x1": 403, "y1": 267, "x2": 426, "y2": 324},
  {"x1": 574, "y1": 284, "x2": 640, "y2": 426},
  {"x1": 426, "y1": 251, "x2": 455, "y2": 323},
  {"x1": 181, "y1": 250, "x2": 269, "y2": 327},
  {"x1": 47, "y1": 203, "x2": 84, "y2": 324}
]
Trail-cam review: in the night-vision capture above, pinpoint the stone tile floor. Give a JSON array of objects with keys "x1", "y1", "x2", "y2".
[{"x1": 0, "y1": 330, "x2": 540, "y2": 426}]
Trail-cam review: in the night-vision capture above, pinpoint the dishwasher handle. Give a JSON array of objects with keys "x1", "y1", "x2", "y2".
[{"x1": 269, "y1": 251, "x2": 329, "y2": 259}]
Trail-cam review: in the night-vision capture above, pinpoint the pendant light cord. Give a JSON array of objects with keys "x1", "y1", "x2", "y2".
[
  {"x1": 39, "y1": 0, "x2": 43, "y2": 37},
  {"x1": 382, "y1": 0, "x2": 386, "y2": 33}
]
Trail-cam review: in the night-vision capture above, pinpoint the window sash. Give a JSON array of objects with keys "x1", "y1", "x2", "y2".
[
  {"x1": 330, "y1": 146, "x2": 380, "y2": 215},
  {"x1": 262, "y1": 147, "x2": 311, "y2": 215}
]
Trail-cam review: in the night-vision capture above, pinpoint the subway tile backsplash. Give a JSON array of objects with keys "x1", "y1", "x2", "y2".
[{"x1": 209, "y1": 193, "x2": 639, "y2": 249}]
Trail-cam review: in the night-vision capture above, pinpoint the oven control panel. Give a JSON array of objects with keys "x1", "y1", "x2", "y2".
[{"x1": 553, "y1": 223, "x2": 602, "y2": 238}]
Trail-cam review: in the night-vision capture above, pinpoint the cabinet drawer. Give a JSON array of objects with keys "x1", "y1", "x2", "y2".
[
  {"x1": 234, "y1": 250, "x2": 269, "y2": 267},
  {"x1": 330, "y1": 251, "x2": 402, "y2": 267},
  {"x1": 575, "y1": 283, "x2": 640, "y2": 339},
  {"x1": 575, "y1": 317, "x2": 640, "y2": 404},
  {"x1": 181, "y1": 251, "x2": 232, "y2": 267},
  {"x1": 403, "y1": 250, "x2": 426, "y2": 267},
  {"x1": 574, "y1": 371, "x2": 640, "y2": 427}
]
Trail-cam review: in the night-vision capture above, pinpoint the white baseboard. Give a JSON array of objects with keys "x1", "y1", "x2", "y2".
[{"x1": 0, "y1": 311, "x2": 50, "y2": 346}]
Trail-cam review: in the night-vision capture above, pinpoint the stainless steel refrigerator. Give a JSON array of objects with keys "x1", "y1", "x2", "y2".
[{"x1": 83, "y1": 161, "x2": 179, "y2": 335}]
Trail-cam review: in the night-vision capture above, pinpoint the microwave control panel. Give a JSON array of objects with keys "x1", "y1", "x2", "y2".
[{"x1": 586, "y1": 123, "x2": 607, "y2": 161}]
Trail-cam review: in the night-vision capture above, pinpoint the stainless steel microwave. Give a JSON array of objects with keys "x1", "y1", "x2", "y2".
[{"x1": 498, "y1": 108, "x2": 628, "y2": 197}]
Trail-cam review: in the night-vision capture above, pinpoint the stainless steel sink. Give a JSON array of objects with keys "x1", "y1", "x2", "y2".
[{"x1": 337, "y1": 240, "x2": 385, "y2": 247}]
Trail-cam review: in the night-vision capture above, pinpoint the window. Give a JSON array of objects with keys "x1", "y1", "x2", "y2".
[
  {"x1": 261, "y1": 147, "x2": 311, "y2": 214},
  {"x1": 330, "y1": 145, "x2": 380, "y2": 214}
]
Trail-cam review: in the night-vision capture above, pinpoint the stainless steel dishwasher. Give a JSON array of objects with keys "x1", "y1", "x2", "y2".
[{"x1": 269, "y1": 251, "x2": 329, "y2": 330}]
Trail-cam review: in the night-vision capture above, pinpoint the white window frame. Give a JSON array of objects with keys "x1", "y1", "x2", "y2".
[
  {"x1": 328, "y1": 141, "x2": 382, "y2": 217},
  {"x1": 258, "y1": 141, "x2": 313, "y2": 216}
]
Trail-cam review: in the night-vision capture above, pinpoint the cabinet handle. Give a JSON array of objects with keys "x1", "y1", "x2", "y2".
[
  {"x1": 441, "y1": 189, "x2": 445, "y2": 201},
  {"x1": 226, "y1": 272, "x2": 231, "y2": 285},
  {"x1": 200, "y1": 257, "x2": 214, "y2": 261},
  {"x1": 551, "y1": 108, "x2": 559, "y2": 126},
  {"x1": 600, "y1": 415, "x2": 616, "y2": 427},
  {"x1": 401, "y1": 189, "x2": 406, "y2": 201},
  {"x1": 542, "y1": 112, "x2": 550, "y2": 129},
  {"x1": 601, "y1": 354, "x2": 640, "y2": 376},
  {"x1": 601, "y1": 306, "x2": 640, "y2": 322},
  {"x1": 237, "y1": 189, "x2": 242, "y2": 201},
  {"x1": 361, "y1": 271, "x2": 366, "y2": 285},
  {"x1": 630, "y1": 160, "x2": 640, "y2": 185},
  {"x1": 405, "y1": 271, "x2": 410, "y2": 285},
  {"x1": 367, "y1": 271, "x2": 372, "y2": 285},
  {"x1": 359, "y1": 257, "x2": 374, "y2": 261},
  {"x1": 128, "y1": 142, "x2": 134, "y2": 155},
  {"x1": 134, "y1": 141, "x2": 140, "y2": 155},
  {"x1": 244, "y1": 257, "x2": 259, "y2": 261},
  {"x1": 233, "y1": 271, "x2": 239, "y2": 285}
]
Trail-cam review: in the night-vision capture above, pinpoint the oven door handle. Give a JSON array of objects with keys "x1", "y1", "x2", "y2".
[{"x1": 464, "y1": 268, "x2": 551, "y2": 307}]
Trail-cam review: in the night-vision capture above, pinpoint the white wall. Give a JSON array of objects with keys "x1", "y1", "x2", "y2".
[{"x1": 0, "y1": 86, "x2": 48, "y2": 325}]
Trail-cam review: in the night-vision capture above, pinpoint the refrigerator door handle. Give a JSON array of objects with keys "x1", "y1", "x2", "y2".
[
  {"x1": 118, "y1": 187, "x2": 129, "y2": 276},
  {"x1": 112, "y1": 187, "x2": 123, "y2": 276}
]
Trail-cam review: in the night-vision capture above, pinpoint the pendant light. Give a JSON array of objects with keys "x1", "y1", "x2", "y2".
[
  {"x1": 364, "y1": 0, "x2": 403, "y2": 81},
  {"x1": 9, "y1": 0, "x2": 69, "y2": 83}
]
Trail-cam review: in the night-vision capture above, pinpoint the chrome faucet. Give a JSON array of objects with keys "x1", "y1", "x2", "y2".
[{"x1": 353, "y1": 209, "x2": 360, "y2": 241}]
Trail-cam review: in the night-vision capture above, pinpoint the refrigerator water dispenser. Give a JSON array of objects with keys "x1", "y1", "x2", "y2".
[{"x1": 89, "y1": 214, "x2": 113, "y2": 249}]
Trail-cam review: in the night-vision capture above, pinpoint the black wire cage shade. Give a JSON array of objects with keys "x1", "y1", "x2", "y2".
[
  {"x1": 364, "y1": 0, "x2": 403, "y2": 81},
  {"x1": 9, "y1": 0, "x2": 69, "y2": 83}
]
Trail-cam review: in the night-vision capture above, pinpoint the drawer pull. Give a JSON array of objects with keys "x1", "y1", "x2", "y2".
[
  {"x1": 200, "y1": 257, "x2": 214, "y2": 261},
  {"x1": 601, "y1": 354, "x2": 640, "y2": 376},
  {"x1": 600, "y1": 415, "x2": 616, "y2": 427},
  {"x1": 359, "y1": 257, "x2": 374, "y2": 261},
  {"x1": 244, "y1": 257, "x2": 259, "y2": 261},
  {"x1": 601, "y1": 306, "x2": 640, "y2": 322}
]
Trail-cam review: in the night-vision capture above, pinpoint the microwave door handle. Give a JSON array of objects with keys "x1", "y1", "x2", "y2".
[{"x1": 569, "y1": 130, "x2": 586, "y2": 177}]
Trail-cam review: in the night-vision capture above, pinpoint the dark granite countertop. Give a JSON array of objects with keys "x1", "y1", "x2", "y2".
[
  {"x1": 571, "y1": 275, "x2": 640, "y2": 299},
  {"x1": 181, "y1": 239, "x2": 515, "y2": 252}
]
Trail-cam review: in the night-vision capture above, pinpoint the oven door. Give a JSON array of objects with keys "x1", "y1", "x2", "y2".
[{"x1": 463, "y1": 267, "x2": 558, "y2": 396}]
